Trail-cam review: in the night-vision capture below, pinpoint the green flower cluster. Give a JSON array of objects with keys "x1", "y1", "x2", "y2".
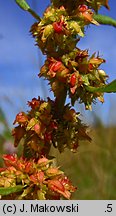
[
  {"x1": 40, "y1": 49, "x2": 107, "y2": 110},
  {"x1": 30, "y1": 4, "x2": 98, "y2": 56}
]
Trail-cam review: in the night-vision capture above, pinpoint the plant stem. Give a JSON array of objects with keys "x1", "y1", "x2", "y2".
[
  {"x1": 28, "y1": 9, "x2": 41, "y2": 21},
  {"x1": 15, "y1": 0, "x2": 41, "y2": 21},
  {"x1": 55, "y1": 88, "x2": 67, "y2": 116}
]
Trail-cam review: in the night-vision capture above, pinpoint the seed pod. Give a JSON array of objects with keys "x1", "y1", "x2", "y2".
[
  {"x1": 98, "y1": 69, "x2": 107, "y2": 77},
  {"x1": 68, "y1": 21, "x2": 84, "y2": 37},
  {"x1": 42, "y1": 24, "x2": 54, "y2": 42},
  {"x1": 53, "y1": 22, "x2": 63, "y2": 33}
]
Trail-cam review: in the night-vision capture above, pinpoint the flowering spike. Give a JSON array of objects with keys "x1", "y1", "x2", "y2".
[{"x1": 1, "y1": 0, "x2": 115, "y2": 201}]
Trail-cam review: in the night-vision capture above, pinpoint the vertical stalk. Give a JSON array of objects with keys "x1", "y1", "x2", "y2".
[{"x1": 55, "y1": 88, "x2": 67, "y2": 116}]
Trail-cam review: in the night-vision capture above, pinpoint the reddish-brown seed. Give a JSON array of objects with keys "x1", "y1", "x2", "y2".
[
  {"x1": 53, "y1": 22, "x2": 63, "y2": 33},
  {"x1": 50, "y1": 61, "x2": 62, "y2": 72},
  {"x1": 70, "y1": 74, "x2": 76, "y2": 87},
  {"x1": 78, "y1": 4, "x2": 88, "y2": 13}
]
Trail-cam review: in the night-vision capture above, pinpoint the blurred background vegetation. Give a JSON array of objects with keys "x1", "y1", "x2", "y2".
[{"x1": 52, "y1": 123, "x2": 116, "y2": 199}]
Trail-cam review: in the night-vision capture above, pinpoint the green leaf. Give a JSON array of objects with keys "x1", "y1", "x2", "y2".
[
  {"x1": 15, "y1": 0, "x2": 41, "y2": 21},
  {"x1": 15, "y1": 0, "x2": 30, "y2": 11},
  {"x1": 0, "y1": 185, "x2": 24, "y2": 196},
  {"x1": 93, "y1": 14, "x2": 116, "y2": 28},
  {"x1": 86, "y1": 80, "x2": 116, "y2": 93}
]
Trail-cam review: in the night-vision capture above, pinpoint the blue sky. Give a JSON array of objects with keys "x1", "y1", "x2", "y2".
[{"x1": 0, "y1": 0, "x2": 116, "y2": 127}]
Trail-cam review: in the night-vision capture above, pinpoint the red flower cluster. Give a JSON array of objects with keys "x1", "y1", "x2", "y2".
[
  {"x1": 12, "y1": 97, "x2": 58, "y2": 157},
  {"x1": 12, "y1": 97, "x2": 91, "y2": 155},
  {"x1": 0, "y1": 154, "x2": 76, "y2": 200}
]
